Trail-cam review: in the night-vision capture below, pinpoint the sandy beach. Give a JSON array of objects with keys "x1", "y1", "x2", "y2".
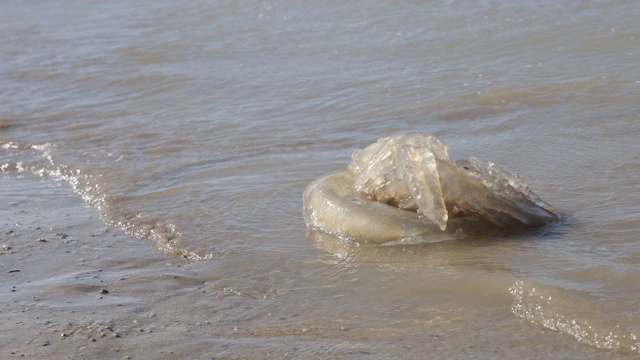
[{"x1": 1, "y1": 176, "x2": 210, "y2": 359}]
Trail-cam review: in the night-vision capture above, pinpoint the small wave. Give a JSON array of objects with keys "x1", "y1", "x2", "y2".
[
  {"x1": 510, "y1": 278, "x2": 640, "y2": 354},
  {"x1": 0, "y1": 139, "x2": 206, "y2": 261}
]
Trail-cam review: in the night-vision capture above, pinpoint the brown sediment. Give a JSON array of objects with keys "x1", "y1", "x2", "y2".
[
  {"x1": 0, "y1": 177, "x2": 211, "y2": 359},
  {"x1": 2, "y1": 177, "x2": 635, "y2": 360}
]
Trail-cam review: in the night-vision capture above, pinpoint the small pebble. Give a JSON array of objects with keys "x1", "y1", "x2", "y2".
[
  {"x1": 89, "y1": 337, "x2": 97, "y2": 342},
  {"x1": 100, "y1": 289, "x2": 109, "y2": 295},
  {"x1": 61, "y1": 333, "x2": 68, "y2": 337},
  {"x1": 42, "y1": 341, "x2": 50, "y2": 346},
  {"x1": 37, "y1": 238, "x2": 47, "y2": 242}
]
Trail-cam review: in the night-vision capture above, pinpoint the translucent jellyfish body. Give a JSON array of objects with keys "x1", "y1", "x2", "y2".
[{"x1": 303, "y1": 134, "x2": 558, "y2": 243}]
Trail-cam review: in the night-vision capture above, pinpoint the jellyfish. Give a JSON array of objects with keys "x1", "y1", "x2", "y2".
[{"x1": 303, "y1": 134, "x2": 558, "y2": 243}]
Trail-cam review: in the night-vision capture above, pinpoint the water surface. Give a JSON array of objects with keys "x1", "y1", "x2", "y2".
[{"x1": 1, "y1": 1, "x2": 640, "y2": 358}]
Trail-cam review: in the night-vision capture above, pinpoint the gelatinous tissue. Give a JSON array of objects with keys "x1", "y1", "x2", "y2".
[{"x1": 303, "y1": 134, "x2": 559, "y2": 243}]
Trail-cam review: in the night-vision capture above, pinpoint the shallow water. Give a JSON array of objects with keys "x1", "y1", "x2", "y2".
[{"x1": 2, "y1": 0, "x2": 640, "y2": 358}]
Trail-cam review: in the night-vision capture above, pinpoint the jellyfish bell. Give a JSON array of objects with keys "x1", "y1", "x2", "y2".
[{"x1": 303, "y1": 134, "x2": 559, "y2": 244}]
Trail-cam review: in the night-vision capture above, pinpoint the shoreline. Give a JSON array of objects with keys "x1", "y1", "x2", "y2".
[
  {"x1": 0, "y1": 175, "x2": 209, "y2": 359},
  {"x1": 2, "y1": 175, "x2": 636, "y2": 360}
]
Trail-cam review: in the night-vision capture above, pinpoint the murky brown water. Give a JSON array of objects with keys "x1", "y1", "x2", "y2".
[{"x1": 2, "y1": 1, "x2": 640, "y2": 358}]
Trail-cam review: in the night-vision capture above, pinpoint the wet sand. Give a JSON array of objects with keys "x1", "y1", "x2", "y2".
[
  {"x1": 3, "y1": 176, "x2": 638, "y2": 360},
  {"x1": 1, "y1": 176, "x2": 209, "y2": 359}
]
